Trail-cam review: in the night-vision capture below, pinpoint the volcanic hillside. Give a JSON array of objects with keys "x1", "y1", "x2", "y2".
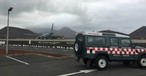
[
  {"x1": 129, "y1": 26, "x2": 146, "y2": 39},
  {"x1": 0, "y1": 26, "x2": 37, "y2": 39}
]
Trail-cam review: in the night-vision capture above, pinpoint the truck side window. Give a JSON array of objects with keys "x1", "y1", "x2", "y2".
[
  {"x1": 87, "y1": 36, "x2": 105, "y2": 46},
  {"x1": 121, "y1": 38, "x2": 131, "y2": 47},
  {"x1": 110, "y1": 37, "x2": 118, "y2": 46}
]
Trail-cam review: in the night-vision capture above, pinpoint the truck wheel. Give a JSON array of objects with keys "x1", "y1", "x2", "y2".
[
  {"x1": 83, "y1": 58, "x2": 95, "y2": 68},
  {"x1": 74, "y1": 43, "x2": 79, "y2": 53},
  {"x1": 95, "y1": 56, "x2": 108, "y2": 70},
  {"x1": 123, "y1": 61, "x2": 132, "y2": 65},
  {"x1": 83, "y1": 59, "x2": 90, "y2": 68},
  {"x1": 74, "y1": 43, "x2": 79, "y2": 58},
  {"x1": 83, "y1": 58, "x2": 87, "y2": 65},
  {"x1": 137, "y1": 56, "x2": 146, "y2": 68}
]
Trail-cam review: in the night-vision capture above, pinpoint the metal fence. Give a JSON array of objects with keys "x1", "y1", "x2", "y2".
[
  {"x1": 0, "y1": 39, "x2": 75, "y2": 49},
  {"x1": 0, "y1": 39, "x2": 146, "y2": 48}
]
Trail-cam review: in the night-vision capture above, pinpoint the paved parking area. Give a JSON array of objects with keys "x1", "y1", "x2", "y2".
[
  {"x1": 0, "y1": 54, "x2": 80, "y2": 76},
  {"x1": 0, "y1": 45, "x2": 74, "y2": 56},
  {"x1": 0, "y1": 54, "x2": 146, "y2": 76},
  {"x1": 0, "y1": 45, "x2": 146, "y2": 76}
]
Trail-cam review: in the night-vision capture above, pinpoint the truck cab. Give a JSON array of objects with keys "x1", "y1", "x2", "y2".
[{"x1": 74, "y1": 31, "x2": 146, "y2": 70}]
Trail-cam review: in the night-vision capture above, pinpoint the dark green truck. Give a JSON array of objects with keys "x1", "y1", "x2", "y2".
[{"x1": 74, "y1": 31, "x2": 146, "y2": 70}]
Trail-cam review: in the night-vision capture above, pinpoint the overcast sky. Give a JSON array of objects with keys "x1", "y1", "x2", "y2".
[{"x1": 0, "y1": 0, "x2": 146, "y2": 34}]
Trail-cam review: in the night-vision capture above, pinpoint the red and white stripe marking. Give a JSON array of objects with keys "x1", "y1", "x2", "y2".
[{"x1": 86, "y1": 47, "x2": 146, "y2": 55}]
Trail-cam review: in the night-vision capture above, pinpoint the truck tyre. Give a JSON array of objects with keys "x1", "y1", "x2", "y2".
[
  {"x1": 74, "y1": 42, "x2": 80, "y2": 58},
  {"x1": 83, "y1": 59, "x2": 94, "y2": 68},
  {"x1": 123, "y1": 61, "x2": 132, "y2": 65},
  {"x1": 137, "y1": 55, "x2": 146, "y2": 68},
  {"x1": 83, "y1": 58, "x2": 87, "y2": 65},
  {"x1": 95, "y1": 56, "x2": 108, "y2": 70},
  {"x1": 74, "y1": 43, "x2": 79, "y2": 54}
]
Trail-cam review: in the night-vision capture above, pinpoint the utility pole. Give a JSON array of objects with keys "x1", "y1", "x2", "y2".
[{"x1": 6, "y1": 7, "x2": 13, "y2": 54}]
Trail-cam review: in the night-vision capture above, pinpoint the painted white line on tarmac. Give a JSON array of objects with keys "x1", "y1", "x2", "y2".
[
  {"x1": 58, "y1": 69, "x2": 96, "y2": 76},
  {"x1": 6, "y1": 56, "x2": 29, "y2": 65}
]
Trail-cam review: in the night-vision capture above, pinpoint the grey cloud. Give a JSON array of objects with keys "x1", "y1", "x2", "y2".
[
  {"x1": 0, "y1": 0, "x2": 85, "y2": 16},
  {"x1": 0, "y1": 0, "x2": 49, "y2": 16},
  {"x1": 0, "y1": 0, "x2": 146, "y2": 34},
  {"x1": 0, "y1": 0, "x2": 11, "y2": 15}
]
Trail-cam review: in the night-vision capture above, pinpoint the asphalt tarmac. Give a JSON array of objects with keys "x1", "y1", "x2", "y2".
[
  {"x1": 0, "y1": 45, "x2": 74, "y2": 56},
  {"x1": 0, "y1": 46, "x2": 146, "y2": 76}
]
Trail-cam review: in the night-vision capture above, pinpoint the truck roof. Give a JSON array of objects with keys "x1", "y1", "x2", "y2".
[{"x1": 76, "y1": 31, "x2": 130, "y2": 38}]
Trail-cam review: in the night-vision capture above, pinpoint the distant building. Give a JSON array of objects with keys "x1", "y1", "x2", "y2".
[
  {"x1": 99, "y1": 30, "x2": 128, "y2": 36},
  {"x1": 129, "y1": 26, "x2": 146, "y2": 39}
]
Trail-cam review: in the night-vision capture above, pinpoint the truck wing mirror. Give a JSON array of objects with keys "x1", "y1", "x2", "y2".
[{"x1": 131, "y1": 44, "x2": 135, "y2": 48}]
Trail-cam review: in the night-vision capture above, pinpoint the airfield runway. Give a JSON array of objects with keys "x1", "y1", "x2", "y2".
[{"x1": 0, "y1": 45, "x2": 146, "y2": 76}]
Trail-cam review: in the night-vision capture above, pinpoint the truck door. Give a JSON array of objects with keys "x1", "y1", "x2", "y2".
[
  {"x1": 109, "y1": 37, "x2": 121, "y2": 60},
  {"x1": 120, "y1": 38, "x2": 134, "y2": 60}
]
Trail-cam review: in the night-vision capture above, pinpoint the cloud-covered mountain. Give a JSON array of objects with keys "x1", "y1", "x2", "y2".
[
  {"x1": 0, "y1": 26, "x2": 76, "y2": 39},
  {"x1": 129, "y1": 26, "x2": 146, "y2": 39},
  {"x1": 54, "y1": 27, "x2": 76, "y2": 38},
  {"x1": 0, "y1": 26, "x2": 37, "y2": 39}
]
